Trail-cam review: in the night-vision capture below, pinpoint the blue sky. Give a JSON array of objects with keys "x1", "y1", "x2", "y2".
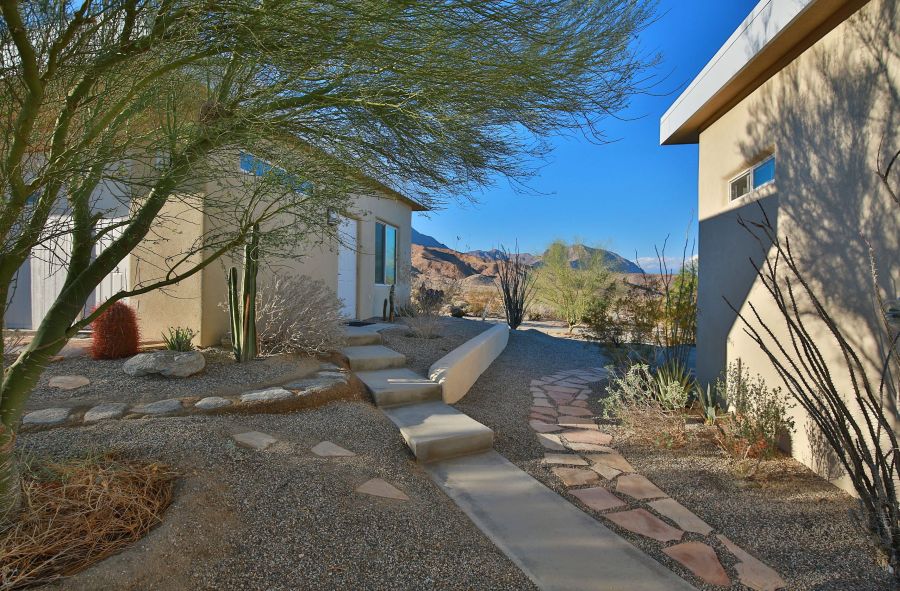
[{"x1": 414, "y1": 0, "x2": 758, "y2": 272}]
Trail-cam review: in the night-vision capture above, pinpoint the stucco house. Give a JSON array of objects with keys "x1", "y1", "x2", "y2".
[
  {"x1": 661, "y1": 0, "x2": 898, "y2": 491},
  {"x1": 4, "y1": 151, "x2": 426, "y2": 347}
]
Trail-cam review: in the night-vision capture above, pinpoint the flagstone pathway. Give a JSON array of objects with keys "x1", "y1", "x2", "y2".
[{"x1": 531, "y1": 367, "x2": 787, "y2": 591}]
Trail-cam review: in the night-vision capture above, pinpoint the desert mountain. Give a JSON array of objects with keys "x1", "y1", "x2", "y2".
[{"x1": 412, "y1": 229, "x2": 643, "y2": 283}]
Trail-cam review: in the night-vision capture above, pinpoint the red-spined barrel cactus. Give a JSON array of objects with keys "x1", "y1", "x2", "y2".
[{"x1": 90, "y1": 301, "x2": 140, "y2": 359}]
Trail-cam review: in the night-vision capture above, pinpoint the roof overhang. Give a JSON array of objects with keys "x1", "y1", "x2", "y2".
[{"x1": 660, "y1": 0, "x2": 869, "y2": 145}]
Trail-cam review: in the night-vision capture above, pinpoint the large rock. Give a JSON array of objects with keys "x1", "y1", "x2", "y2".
[
  {"x1": 123, "y1": 351, "x2": 205, "y2": 378},
  {"x1": 23, "y1": 407, "x2": 70, "y2": 425},
  {"x1": 84, "y1": 402, "x2": 128, "y2": 422}
]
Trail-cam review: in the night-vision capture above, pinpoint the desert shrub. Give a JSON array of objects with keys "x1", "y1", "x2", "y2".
[
  {"x1": 714, "y1": 361, "x2": 795, "y2": 459},
  {"x1": 449, "y1": 305, "x2": 467, "y2": 318},
  {"x1": 536, "y1": 240, "x2": 616, "y2": 332},
  {"x1": 162, "y1": 327, "x2": 197, "y2": 352},
  {"x1": 90, "y1": 301, "x2": 140, "y2": 359},
  {"x1": 256, "y1": 274, "x2": 346, "y2": 355},
  {"x1": 461, "y1": 287, "x2": 499, "y2": 319},
  {"x1": 404, "y1": 283, "x2": 447, "y2": 338},
  {"x1": 495, "y1": 244, "x2": 536, "y2": 329},
  {"x1": 603, "y1": 363, "x2": 690, "y2": 419}
]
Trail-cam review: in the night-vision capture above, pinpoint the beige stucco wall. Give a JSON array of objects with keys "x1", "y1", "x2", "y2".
[{"x1": 696, "y1": 0, "x2": 898, "y2": 493}]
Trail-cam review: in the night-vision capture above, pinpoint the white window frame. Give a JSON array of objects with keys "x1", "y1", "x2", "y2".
[{"x1": 729, "y1": 154, "x2": 775, "y2": 201}]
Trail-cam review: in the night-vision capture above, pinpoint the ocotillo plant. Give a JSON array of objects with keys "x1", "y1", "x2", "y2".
[{"x1": 228, "y1": 224, "x2": 260, "y2": 362}]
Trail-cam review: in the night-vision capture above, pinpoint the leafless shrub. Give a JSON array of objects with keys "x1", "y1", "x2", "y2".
[
  {"x1": 495, "y1": 244, "x2": 536, "y2": 329},
  {"x1": 404, "y1": 282, "x2": 446, "y2": 339},
  {"x1": 256, "y1": 274, "x2": 347, "y2": 356}
]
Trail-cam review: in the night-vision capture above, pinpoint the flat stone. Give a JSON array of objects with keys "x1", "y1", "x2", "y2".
[
  {"x1": 545, "y1": 385, "x2": 579, "y2": 394},
  {"x1": 554, "y1": 381, "x2": 583, "y2": 389},
  {"x1": 649, "y1": 498, "x2": 713, "y2": 535},
  {"x1": 530, "y1": 420, "x2": 562, "y2": 433},
  {"x1": 284, "y1": 374, "x2": 347, "y2": 392},
  {"x1": 605, "y1": 508, "x2": 684, "y2": 542},
  {"x1": 570, "y1": 400, "x2": 589, "y2": 408},
  {"x1": 590, "y1": 463, "x2": 622, "y2": 480},
  {"x1": 717, "y1": 535, "x2": 787, "y2": 591},
  {"x1": 536, "y1": 433, "x2": 566, "y2": 451},
  {"x1": 561, "y1": 430, "x2": 612, "y2": 445},
  {"x1": 532, "y1": 399, "x2": 553, "y2": 408},
  {"x1": 83, "y1": 402, "x2": 127, "y2": 422},
  {"x1": 542, "y1": 453, "x2": 589, "y2": 466},
  {"x1": 240, "y1": 387, "x2": 293, "y2": 403},
  {"x1": 48, "y1": 375, "x2": 90, "y2": 390},
  {"x1": 664, "y1": 542, "x2": 730, "y2": 587},
  {"x1": 548, "y1": 393, "x2": 575, "y2": 404},
  {"x1": 556, "y1": 405, "x2": 592, "y2": 417},
  {"x1": 615, "y1": 474, "x2": 668, "y2": 500},
  {"x1": 135, "y1": 398, "x2": 183, "y2": 415},
  {"x1": 558, "y1": 416, "x2": 594, "y2": 427},
  {"x1": 195, "y1": 396, "x2": 232, "y2": 410},
  {"x1": 311, "y1": 441, "x2": 355, "y2": 457},
  {"x1": 586, "y1": 452, "x2": 634, "y2": 473},
  {"x1": 530, "y1": 379, "x2": 548, "y2": 386},
  {"x1": 575, "y1": 393, "x2": 589, "y2": 401},
  {"x1": 356, "y1": 478, "x2": 409, "y2": 500},
  {"x1": 123, "y1": 350, "x2": 205, "y2": 378},
  {"x1": 551, "y1": 467, "x2": 600, "y2": 487},
  {"x1": 232, "y1": 430, "x2": 277, "y2": 450},
  {"x1": 565, "y1": 442, "x2": 616, "y2": 453},
  {"x1": 531, "y1": 406, "x2": 558, "y2": 417},
  {"x1": 23, "y1": 407, "x2": 70, "y2": 425},
  {"x1": 570, "y1": 486, "x2": 626, "y2": 512}
]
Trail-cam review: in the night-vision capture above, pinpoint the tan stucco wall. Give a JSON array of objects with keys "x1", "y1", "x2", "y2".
[{"x1": 696, "y1": 0, "x2": 899, "y2": 493}]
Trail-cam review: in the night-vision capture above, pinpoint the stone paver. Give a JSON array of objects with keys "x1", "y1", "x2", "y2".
[
  {"x1": 556, "y1": 405, "x2": 592, "y2": 417},
  {"x1": 717, "y1": 535, "x2": 786, "y2": 591},
  {"x1": 564, "y1": 442, "x2": 615, "y2": 453},
  {"x1": 551, "y1": 467, "x2": 600, "y2": 487},
  {"x1": 135, "y1": 398, "x2": 183, "y2": 415},
  {"x1": 561, "y1": 429, "x2": 612, "y2": 445},
  {"x1": 239, "y1": 387, "x2": 293, "y2": 403},
  {"x1": 590, "y1": 463, "x2": 622, "y2": 480},
  {"x1": 22, "y1": 407, "x2": 70, "y2": 425},
  {"x1": 530, "y1": 420, "x2": 562, "y2": 433},
  {"x1": 48, "y1": 375, "x2": 90, "y2": 390},
  {"x1": 587, "y1": 452, "x2": 634, "y2": 473},
  {"x1": 542, "y1": 453, "x2": 589, "y2": 466},
  {"x1": 615, "y1": 474, "x2": 668, "y2": 500},
  {"x1": 531, "y1": 406, "x2": 558, "y2": 416},
  {"x1": 664, "y1": 542, "x2": 730, "y2": 587},
  {"x1": 649, "y1": 498, "x2": 713, "y2": 535},
  {"x1": 570, "y1": 486, "x2": 626, "y2": 512},
  {"x1": 533, "y1": 399, "x2": 553, "y2": 408},
  {"x1": 356, "y1": 478, "x2": 409, "y2": 500},
  {"x1": 195, "y1": 396, "x2": 232, "y2": 410},
  {"x1": 311, "y1": 441, "x2": 355, "y2": 457},
  {"x1": 83, "y1": 402, "x2": 127, "y2": 422},
  {"x1": 232, "y1": 430, "x2": 278, "y2": 450},
  {"x1": 536, "y1": 433, "x2": 566, "y2": 451},
  {"x1": 605, "y1": 508, "x2": 684, "y2": 543},
  {"x1": 558, "y1": 416, "x2": 594, "y2": 427}
]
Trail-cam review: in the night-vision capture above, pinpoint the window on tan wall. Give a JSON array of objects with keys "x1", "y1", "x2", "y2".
[
  {"x1": 730, "y1": 155, "x2": 776, "y2": 200},
  {"x1": 375, "y1": 221, "x2": 397, "y2": 285}
]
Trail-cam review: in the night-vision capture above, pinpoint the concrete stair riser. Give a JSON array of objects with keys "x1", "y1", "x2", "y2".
[
  {"x1": 383, "y1": 401, "x2": 494, "y2": 463},
  {"x1": 358, "y1": 368, "x2": 443, "y2": 408},
  {"x1": 342, "y1": 345, "x2": 407, "y2": 372}
]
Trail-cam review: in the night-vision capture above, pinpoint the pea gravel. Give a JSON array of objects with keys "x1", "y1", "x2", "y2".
[
  {"x1": 24, "y1": 402, "x2": 535, "y2": 591},
  {"x1": 455, "y1": 328, "x2": 893, "y2": 591},
  {"x1": 380, "y1": 317, "x2": 492, "y2": 376}
]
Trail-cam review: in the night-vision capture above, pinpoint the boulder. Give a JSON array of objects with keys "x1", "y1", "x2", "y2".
[{"x1": 123, "y1": 350, "x2": 205, "y2": 378}]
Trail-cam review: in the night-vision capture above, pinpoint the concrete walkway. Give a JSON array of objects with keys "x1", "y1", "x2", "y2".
[
  {"x1": 428, "y1": 451, "x2": 696, "y2": 591},
  {"x1": 344, "y1": 324, "x2": 696, "y2": 591}
]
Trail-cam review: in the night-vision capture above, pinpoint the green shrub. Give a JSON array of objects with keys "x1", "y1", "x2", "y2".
[
  {"x1": 162, "y1": 327, "x2": 197, "y2": 352},
  {"x1": 715, "y1": 360, "x2": 795, "y2": 458},
  {"x1": 603, "y1": 363, "x2": 690, "y2": 419}
]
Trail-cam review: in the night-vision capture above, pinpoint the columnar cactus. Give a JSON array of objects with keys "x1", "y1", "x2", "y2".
[{"x1": 228, "y1": 224, "x2": 260, "y2": 362}]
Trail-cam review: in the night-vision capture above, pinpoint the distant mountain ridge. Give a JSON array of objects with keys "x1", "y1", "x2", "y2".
[{"x1": 411, "y1": 228, "x2": 643, "y2": 281}]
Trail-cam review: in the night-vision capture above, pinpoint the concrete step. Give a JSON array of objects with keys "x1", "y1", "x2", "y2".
[
  {"x1": 358, "y1": 368, "x2": 442, "y2": 408},
  {"x1": 426, "y1": 451, "x2": 697, "y2": 591},
  {"x1": 382, "y1": 401, "x2": 494, "y2": 463},
  {"x1": 344, "y1": 326, "x2": 383, "y2": 346},
  {"x1": 342, "y1": 345, "x2": 406, "y2": 371}
]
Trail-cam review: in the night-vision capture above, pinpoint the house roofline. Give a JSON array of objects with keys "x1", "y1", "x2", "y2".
[{"x1": 659, "y1": 0, "x2": 868, "y2": 146}]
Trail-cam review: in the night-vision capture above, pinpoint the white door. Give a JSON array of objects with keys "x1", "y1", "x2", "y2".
[
  {"x1": 336, "y1": 217, "x2": 358, "y2": 319},
  {"x1": 30, "y1": 232, "x2": 72, "y2": 329}
]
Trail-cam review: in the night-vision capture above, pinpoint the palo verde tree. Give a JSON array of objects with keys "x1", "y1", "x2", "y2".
[
  {"x1": 537, "y1": 240, "x2": 616, "y2": 332},
  {"x1": 0, "y1": 0, "x2": 658, "y2": 520}
]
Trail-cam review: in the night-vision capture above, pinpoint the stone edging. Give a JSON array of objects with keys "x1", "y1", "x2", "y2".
[
  {"x1": 20, "y1": 364, "x2": 360, "y2": 432},
  {"x1": 428, "y1": 323, "x2": 509, "y2": 404},
  {"x1": 530, "y1": 367, "x2": 787, "y2": 591}
]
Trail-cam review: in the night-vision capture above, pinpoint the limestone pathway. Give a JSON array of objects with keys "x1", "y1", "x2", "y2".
[
  {"x1": 531, "y1": 368, "x2": 787, "y2": 591},
  {"x1": 345, "y1": 325, "x2": 696, "y2": 591}
]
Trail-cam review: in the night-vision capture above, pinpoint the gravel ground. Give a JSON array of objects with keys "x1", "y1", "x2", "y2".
[
  {"x1": 25, "y1": 348, "x2": 320, "y2": 410},
  {"x1": 22, "y1": 402, "x2": 535, "y2": 591},
  {"x1": 457, "y1": 328, "x2": 893, "y2": 591},
  {"x1": 380, "y1": 317, "x2": 492, "y2": 376}
]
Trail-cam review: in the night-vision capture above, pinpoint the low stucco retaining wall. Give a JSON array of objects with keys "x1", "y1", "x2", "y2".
[{"x1": 429, "y1": 323, "x2": 509, "y2": 404}]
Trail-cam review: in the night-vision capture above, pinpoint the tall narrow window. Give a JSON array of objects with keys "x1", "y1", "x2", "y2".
[{"x1": 375, "y1": 222, "x2": 397, "y2": 284}]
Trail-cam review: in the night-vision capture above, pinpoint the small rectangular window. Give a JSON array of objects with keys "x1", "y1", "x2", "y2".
[
  {"x1": 729, "y1": 155, "x2": 776, "y2": 200},
  {"x1": 375, "y1": 222, "x2": 397, "y2": 285}
]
